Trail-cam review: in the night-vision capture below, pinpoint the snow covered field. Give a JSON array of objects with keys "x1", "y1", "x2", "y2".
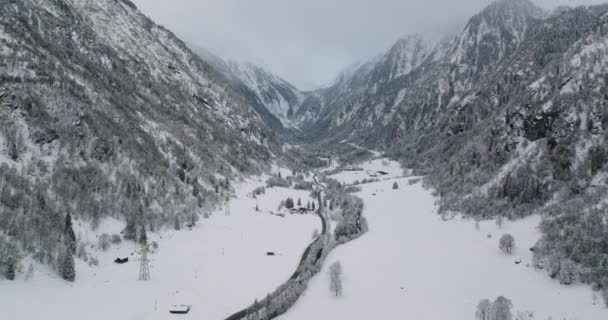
[
  {"x1": 282, "y1": 160, "x2": 608, "y2": 320},
  {"x1": 329, "y1": 158, "x2": 406, "y2": 185},
  {"x1": 0, "y1": 176, "x2": 320, "y2": 320}
]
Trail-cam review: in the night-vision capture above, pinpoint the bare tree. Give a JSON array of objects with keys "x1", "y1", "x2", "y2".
[
  {"x1": 499, "y1": 234, "x2": 515, "y2": 254},
  {"x1": 496, "y1": 215, "x2": 504, "y2": 229},
  {"x1": 329, "y1": 261, "x2": 343, "y2": 297},
  {"x1": 476, "y1": 299, "x2": 492, "y2": 320},
  {"x1": 490, "y1": 296, "x2": 513, "y2": 320}
]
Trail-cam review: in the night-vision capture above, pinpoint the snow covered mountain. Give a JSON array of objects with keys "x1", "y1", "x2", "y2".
[
  {"x1": 191, "y1": 47, "x2": 305, "y2": 128},
  {"x1": 227, "y1": 61, "x2": 305, "y2": 125},
  {"x1": 300, "y1": 0, "x2": 608, "y2": 289},
  {"x1": 0, "y1": 0, "x2": 282, "y2": 278},
  {"x1": 293, "y1": 33, "x2": 436, "y2": 138}
]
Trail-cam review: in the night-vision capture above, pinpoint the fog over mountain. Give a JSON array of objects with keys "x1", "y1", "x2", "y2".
[{"x1": 133, "y1": 0, "x2": 604, "y2": 89}]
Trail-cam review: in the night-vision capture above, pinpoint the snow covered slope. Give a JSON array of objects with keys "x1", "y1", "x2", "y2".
[
  {"x1": 227, "y1": 61, "x2": 305, "y2": 126},
  {"x1": 0, "y1": 176, "x2": 320, "y2": 319},
  {"x1": 0, "y1": 0, "x2": 282, "y2": 279},
  {"x1": 191, "y1": 46, "x2": 306, "y2": 128}
]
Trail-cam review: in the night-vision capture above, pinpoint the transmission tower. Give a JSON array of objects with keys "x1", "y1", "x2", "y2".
[{"x1": 139, "y1": 245, "x2": 151, "y2": 281}]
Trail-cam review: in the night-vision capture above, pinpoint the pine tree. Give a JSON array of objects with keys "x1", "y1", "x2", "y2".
[
  {"x1": 64, "y1": 213, "x2": 76, "y2": 254},
  {"x1": 124, "y1": 217, "x2": 137, "y2": 241},
  {"x1": 297, "y1": 198, "x2": 302, "y2": 207},
  {"x1": 392, "y1": 182, "x2": 399, "y2": 189},
  {"x1": 312, "y1": 202, "x2": 316, "y2": 211},
  {"x1": 62, "y1": 252, "x2": 75, "y2": 282},
  {"x1": 6, "y1": 258, "x2": 15, "y2": 280}
]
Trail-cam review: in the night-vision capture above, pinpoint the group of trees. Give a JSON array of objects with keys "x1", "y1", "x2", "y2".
[
  {"x1": 476, "y1": 296, "x2": 513, "y2": 320},
  {"x1": 324, "y1": 178, "x2": 367, "y2": 243}
]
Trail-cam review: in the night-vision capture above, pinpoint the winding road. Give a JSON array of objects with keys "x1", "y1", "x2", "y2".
[{"x1": 224, "y1": 176, "x2": 328, "y2": 320}]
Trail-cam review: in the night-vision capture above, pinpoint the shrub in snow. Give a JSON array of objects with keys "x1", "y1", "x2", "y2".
[
  {"x1": 98, "y1": 234, "x2": 111, "y2": 251},
  {"x1": 602, "y1": 289, "x2": 608, "y2": 307},
  {"x1": 252, "y1": 186, "x2": 266, "y2": 196},
  {"x1": 88, "y1": 257, "x2": 99, "y2": 267},
  {"x1": 393, "y1": 182, "x2": 399, "y2": 189},
  {"x1": 111, "y1": 234, "x2": 122, "y2": 245},
  {"x1": 499, "y1": 234, "x2": 515, "y2": 254},
  {"x1": 408, "y1": 178, "x2": 421, "y2": 185},
  {"x1": 515, "y1": 311, "x2": 534, "y2": 320},
  {"x1": 285, "y1": 198, "x2": 295, "y2": 209}
]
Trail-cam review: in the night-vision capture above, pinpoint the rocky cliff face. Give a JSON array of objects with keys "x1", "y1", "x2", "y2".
[{"x1": 0, "y1": 0, "x2": 281, "y2": 273}]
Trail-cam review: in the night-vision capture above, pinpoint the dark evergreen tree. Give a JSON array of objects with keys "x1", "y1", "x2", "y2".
[
  {"x1": 6, "y1": 258, "x2": 15, "y2": 280},
  {"x1": 285, "y1": 198, "x2": 295, "y2": 209},
  {"x1": 64, "y1": 213, "x2": 76, "y2": 254},
  {"x1": 124, "y1": 217, "x2": 137, "y2": 241},
  {"x1": 62, "y1": 252, "x2": 75, "y2": 282}
]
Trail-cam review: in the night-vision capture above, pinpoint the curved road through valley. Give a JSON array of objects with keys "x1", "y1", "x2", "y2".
[{"x1": 225, "y1": 176, "x2": 328, "y2": 320}]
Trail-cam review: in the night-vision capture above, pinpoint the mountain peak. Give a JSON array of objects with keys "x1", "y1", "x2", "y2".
[{"x1": 480, "y1": 0, "x2": 545, "y2": 19}]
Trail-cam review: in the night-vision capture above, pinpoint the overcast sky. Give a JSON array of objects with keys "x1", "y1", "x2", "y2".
[{"x1": 133, "y1": 0, "x2": 604, "y2": 90}]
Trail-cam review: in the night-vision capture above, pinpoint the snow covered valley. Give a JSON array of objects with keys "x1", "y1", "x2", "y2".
[
  {"x1": 0, "y1": 176, "x2": 320, "y2": 320},
  {"x1": 282, "y1": 159, "x2": 607, "y2": 320},
  {"x1": 1, "y1": 160, "x2": 607, "y2": 320}
]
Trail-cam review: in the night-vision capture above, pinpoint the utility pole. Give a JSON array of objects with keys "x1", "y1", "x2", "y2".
[{"x1": 139, "y1": 245, "x2": 151, "y2": 281}]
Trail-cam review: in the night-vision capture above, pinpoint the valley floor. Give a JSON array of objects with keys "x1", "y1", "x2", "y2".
[
  {"x1": 0, "y1": 175, "x2": 320, "y2": 320},
  {"x1": 281, "y1": 159, "x2": 607, "y2": 320},
  {"x1": 2, "y1": 160, "x2": 607, "y2": 320}
]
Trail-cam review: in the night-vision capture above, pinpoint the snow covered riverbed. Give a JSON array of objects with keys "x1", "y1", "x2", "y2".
[
  {"x1": 0, "y1": 176, "x2": 320, "y2": 320},
  {"x1": 281, "y1": 160, "x2": 607, "y2": 320}
]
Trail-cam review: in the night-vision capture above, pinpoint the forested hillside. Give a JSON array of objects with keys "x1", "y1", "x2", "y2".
[
  {"x1": 302, "y1": 0, "x2": 608, "y2": 291},
  {"x1": 0, "y1": 0, "x2": 281, "y2": 280}
]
